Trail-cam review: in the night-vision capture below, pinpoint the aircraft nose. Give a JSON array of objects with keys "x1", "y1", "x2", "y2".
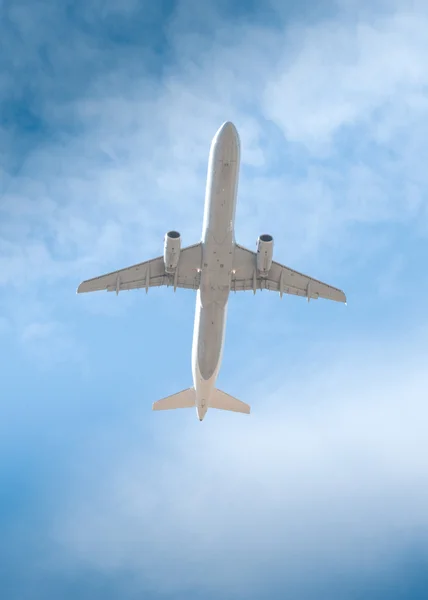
[
  {"x1": 212, "y1": 121, "x2": 240, "y2": 162},
  {"x1": 216, "y1": 121, "x2": 238, "y2": 142}
]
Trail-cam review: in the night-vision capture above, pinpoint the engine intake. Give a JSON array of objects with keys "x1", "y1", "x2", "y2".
[
  {"x1": 164, "y1": 230, "x2": 181, "y2": 273},
  {"x1": 257, "y1": 234, "x2": 274, "y2": 276}
]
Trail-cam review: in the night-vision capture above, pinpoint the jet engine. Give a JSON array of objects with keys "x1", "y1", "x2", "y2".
[
  {"x1": 256, "y1": 234, "x2": 274, "y2": 276},
  {"x1": 164, "y1": 230, "x2": 181, "y2": 273}
]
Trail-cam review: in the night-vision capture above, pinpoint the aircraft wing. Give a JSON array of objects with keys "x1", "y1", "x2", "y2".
[
  {"x1": 231, "y1": 244, "x2": 346, "y2": 303},
  {"x1": 77, "y1": 243, "x2": 202, "y2": 294}
]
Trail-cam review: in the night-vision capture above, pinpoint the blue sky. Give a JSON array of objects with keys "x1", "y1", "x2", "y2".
[{"x1": 2, "y1": 0, "x2": 428, "y2": 598}]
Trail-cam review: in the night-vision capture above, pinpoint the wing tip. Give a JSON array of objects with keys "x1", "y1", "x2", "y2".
[
  {"x1": 77, "y1": 281, "x2": 90, "y2": 294},
  {"x1": 333, "y1": 288, "x2": 347, "y2": 304}
]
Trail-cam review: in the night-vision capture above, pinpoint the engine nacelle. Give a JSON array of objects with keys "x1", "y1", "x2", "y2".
[
  {"x1": 256, "y1": 234, "x2": 274, "y2": 276},
  {"x1": 164, "y1": 230, "x2": 181, "y2": 273}
]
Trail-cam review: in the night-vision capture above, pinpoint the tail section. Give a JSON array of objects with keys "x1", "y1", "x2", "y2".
[
  {"x1": 209, "y1": 388, "x2": 251, "y2": 414},
  {"x1": 152, "y1": 387, "x2": 250, "y2": 417},
  {"x1": 152, "y1": 387, "x2": 196, "y2": 411}
]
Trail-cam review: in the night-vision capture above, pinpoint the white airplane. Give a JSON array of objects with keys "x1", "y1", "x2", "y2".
[{"x1": 77, "y1": 121, "x2": 346, "y2": 421}]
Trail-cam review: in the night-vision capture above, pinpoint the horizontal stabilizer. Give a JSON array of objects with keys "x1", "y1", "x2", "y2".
[
  {"x1": 209, "y1": 389, "x2": 250, "y2": 414},
  {"x1": 152, "y1": 387, "x2": 196, "y2": 411}
]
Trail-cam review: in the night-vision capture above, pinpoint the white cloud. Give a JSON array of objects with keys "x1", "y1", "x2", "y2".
[
  {"x1": 54, "y1": 327, "x2": 428, "y2": 596},
  {"x1": 2, "y1": 3, "x2": 426, "y2": 270},
  {"x1": 265, "y1": 11, "x2": 428, "y2": 148},
  {"x1": 2, "y1": 3, "x2": 428, "y2": 356},
  {"x1": 3, "y1": 3, "x2": 428, "y2": 595},
  {"x1": 3, "y1": 0, "x2": 427, "y2": 289}
]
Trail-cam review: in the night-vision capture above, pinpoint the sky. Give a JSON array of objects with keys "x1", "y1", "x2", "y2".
[{"x1": 1, "y1": 0, "x2": 428, "y2": 598}]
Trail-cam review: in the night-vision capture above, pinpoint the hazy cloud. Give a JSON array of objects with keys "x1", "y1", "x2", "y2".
[
  {"x1": 2, "y1": 0, "x2": 428, "y2": 310},
  {"x1": 55, "y1": 327, "x2": 428, "y2": 596},
  {"x1": 2, "y1": 2, "x2": 428, "y2": 598}
]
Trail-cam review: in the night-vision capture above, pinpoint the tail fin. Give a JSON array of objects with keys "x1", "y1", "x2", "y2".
[
  {"x1": 152, "y1": 387, "x2": 196, "y2": 411},
  {"x1": 209, "y1": 388, "x2": 250, "y2": 414}
]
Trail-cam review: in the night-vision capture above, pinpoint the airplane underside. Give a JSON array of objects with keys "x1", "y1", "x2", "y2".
[{"x1": 77, "y1": 121, "x2": 346, "y2": 421}]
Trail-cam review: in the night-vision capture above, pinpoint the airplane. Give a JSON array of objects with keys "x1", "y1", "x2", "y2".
[{"x1": 77, "y1": 121, "x2": 346, "y2": 421}]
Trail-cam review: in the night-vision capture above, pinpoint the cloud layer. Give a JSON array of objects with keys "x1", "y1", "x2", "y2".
[
  {"x1": 2, "y1": 1, "x2": 428, "y2": 599},
  {"x1": 56, "y1": 327, "x2": 428, "y2": 597},
  {"x1": 3, "y1": 0, "x2": 428, "y2": 295}
]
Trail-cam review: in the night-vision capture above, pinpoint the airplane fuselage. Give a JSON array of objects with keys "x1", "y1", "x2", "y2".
[
  {"x1": 191, "y1": 122, "x2": 240, "y2": 420},
  {"x1": 77, "y1": 120, "x2": 347, "y2": 421}
]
